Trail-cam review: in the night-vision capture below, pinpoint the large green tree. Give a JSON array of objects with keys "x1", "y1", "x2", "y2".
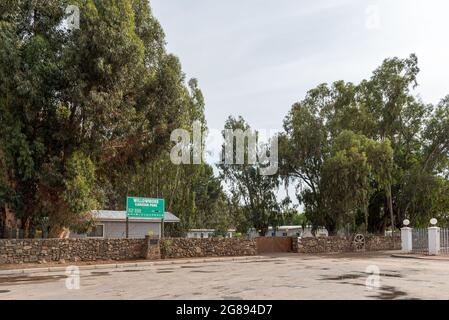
[
  {"x1": 0, "y1": 0, "x2": 226, "y2": 237},
  {"x1": 218, "y1": 116, "x2": 281, "y2": 236},
  {"x1": 280, "y1": 54, "x2": 449, "y2": 234}
]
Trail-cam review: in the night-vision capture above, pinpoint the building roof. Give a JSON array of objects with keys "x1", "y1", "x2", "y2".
[
  {"x1": 188, "y1": 229, "x2": 237, "y2": 233},
  {"x1": 92, "y1": 210, "x2": 180, "y2": 223}
]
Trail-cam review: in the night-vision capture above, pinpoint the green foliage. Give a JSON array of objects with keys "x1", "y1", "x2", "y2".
[
  {"x1": 160, "y1": 239, "x2": 173, "y2": 256},
  {"x1": 218, "y1": 116, "x2": 281, "y2": 236},
  {"x1": 0, "y1": 0, "x2": 227, "y2": 237},
  {"x1": 63, "y1": 151, "x2": 98, "y2": 215},
  {"x1": 281, "y1": 54, "x2": 449, "y2": 233}
]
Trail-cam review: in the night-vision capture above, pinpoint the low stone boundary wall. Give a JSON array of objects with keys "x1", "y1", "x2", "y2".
[
  {"x1": 0, "y1": 237, "x2": 257, "y2": 264},
  {"x1": 0, "y1": 235, "x2": 397, "y2": 264},
  {"x1": 160, "y1": 238, "x2": 257, "y2": 259},
  {"x1": 0, "y1": 238, "x2": 144, "y2": 264},
  {"x1": 293, "y1": 235, "x2": 400, "y2": 254}
]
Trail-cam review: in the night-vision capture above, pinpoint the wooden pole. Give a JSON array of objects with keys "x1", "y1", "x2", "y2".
[{"x1": 126, "y1": 216, "x2": 129, "y2": 239}]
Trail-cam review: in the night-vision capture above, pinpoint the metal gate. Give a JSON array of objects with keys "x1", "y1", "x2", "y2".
[
  {"x1": 440, "y1": 228, "x2": 449, "y2": 255},
  {"x1": 256, "y1": 237, "x2": 293, "y2": 254},
  {"x1": 412, "y1": 228, "x2": 428, "y2": 255}
]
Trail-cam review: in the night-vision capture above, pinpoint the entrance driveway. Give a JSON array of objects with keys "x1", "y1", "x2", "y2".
[{"x1": 1, "y1": 252, "x2": 448, "y2": 300}]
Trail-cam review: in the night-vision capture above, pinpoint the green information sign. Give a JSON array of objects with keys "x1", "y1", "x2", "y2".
[{"x1": 126, "y1": 197, "x2": 165, "y2": 219}]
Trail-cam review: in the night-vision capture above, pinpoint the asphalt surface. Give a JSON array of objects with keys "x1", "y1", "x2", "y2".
[{"x1": 1, "y1": 252, "x2": 448, "y2": 300}]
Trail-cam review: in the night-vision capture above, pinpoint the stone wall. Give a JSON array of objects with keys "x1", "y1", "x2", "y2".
[
  {"x1": 295, "y1": 235, "x2": 400, "y2": 254},
  {"x1": 0, "y1": 235, "x2": 397, "y2": 264},
  {"x1": 0, "y1": 237, "x2": 257, "y2": 264},
  {"x1": 0, "y1": 238, "x2": 144, "y2": 264},
  {"x1": 160, "y1": 238, "x2": 257, "y2": 259},
  {"x1": 365, "y1": 235, "x2": 401, "y2": 251}
]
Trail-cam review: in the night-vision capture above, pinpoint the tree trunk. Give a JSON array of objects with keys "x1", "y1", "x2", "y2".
[
  {"x1": 48, "y1": 225, "x2": 63, "y2": 239},
  {"x1": 386, "y1": 184, "x2": 394, "y2": 231}
]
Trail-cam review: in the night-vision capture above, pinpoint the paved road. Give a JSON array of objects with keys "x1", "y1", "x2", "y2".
[{"x1": 1, "y1": 252, "x2": 448, "y2": 300}]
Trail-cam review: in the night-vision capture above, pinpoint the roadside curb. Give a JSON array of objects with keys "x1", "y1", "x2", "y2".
[
  {"x1": 391, "y1": 254, "x2": 449, "y2": 261},
  {"x1": 0, "y1": 255, "x2": 268, "y2": 276}
]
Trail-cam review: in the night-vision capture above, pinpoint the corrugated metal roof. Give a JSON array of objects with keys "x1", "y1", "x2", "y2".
[{"x1": 91, "y1": 210, "x2": 180, "y2": 223}]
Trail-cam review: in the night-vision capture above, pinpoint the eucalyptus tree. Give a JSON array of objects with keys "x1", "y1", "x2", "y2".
[
  {"x1": 219, "y1": 116, "x2": 281, "y2": 236},
  {"x1": 280, "y1": 54, "x2": 449, "y2": 233},
  {"x1": 0, "y1": 0, "x2": 211, "y2": 236}
]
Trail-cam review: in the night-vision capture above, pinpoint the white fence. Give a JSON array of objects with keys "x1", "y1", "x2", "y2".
[{"x1": 402, "y1": 223, "x2": 449, "y2": 256}]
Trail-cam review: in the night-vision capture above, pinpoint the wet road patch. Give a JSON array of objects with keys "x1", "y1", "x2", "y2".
[{"x1": 0, "y1": 275, "x2": 67, "y2": 286}]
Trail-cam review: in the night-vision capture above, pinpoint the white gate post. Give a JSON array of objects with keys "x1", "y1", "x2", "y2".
[
  {"x1": 428, "y1": 227, "x2": 440, "y2": 255},
  {"x1": 401, "y1": 227, "x2": 412, "y2": 253},
  {"x1": 428, "y1": 219, "x2": 440, "y2": 256}
]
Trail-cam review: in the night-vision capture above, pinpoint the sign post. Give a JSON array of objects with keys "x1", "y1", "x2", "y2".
[
  {"x1": 126, "y1": 197, "x2": 165, "y2": 238},
  {"x1": 126, "y1": 216, "x2": 129, "y2": 239}
]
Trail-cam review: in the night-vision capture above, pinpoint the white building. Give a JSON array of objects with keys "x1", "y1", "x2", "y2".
[
  {"x1": 247, "y1": 226, "x2": 328, "y2": 238},
  {"x1": 187, "y1": 229, "x2": 237, "y2": 239},
  {"x1": 69, "y1": 210, "x2": 180, "y2": 239}
]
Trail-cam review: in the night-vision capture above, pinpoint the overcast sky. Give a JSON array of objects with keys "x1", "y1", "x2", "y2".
[
  {"x1": 152, "y1": 0, "x2": 449, "y2": 132},
  {"x1": 151, "y1": 0, "x2": 449, "y2": 204}
]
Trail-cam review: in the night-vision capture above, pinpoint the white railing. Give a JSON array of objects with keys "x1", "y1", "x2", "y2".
[{"x1": 440, "y1": 228, "x2": 449, "y2": 255}]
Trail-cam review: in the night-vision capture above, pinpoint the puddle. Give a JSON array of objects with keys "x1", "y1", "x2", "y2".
[
  {"x1": 212, "y1": 286, "x2": 225, "y2": 290},
  {"x1": 0, "y1": 290, "x2": 10, "y2": 293},
  {"x1": 117, "y1": 269, "x2": 144, "y2": 273},
  {"x1": 238, "y1": 259, "x2": 283, "y2": 264},
  {"x1": 89, "y1": 271, "x2": 110, "y2": 276},
  {"x1": 190, "y1": 270, "x2": 217, "y2": 273},
  {"x1": 322, "y1": 272, "x2": 402, "y2": 281},
  {"x1": 156, "y1": 268, "x2": 175, "y2": 271},
  {"x1": 334, "y1": 281, "x2": 408, "y2": 300},
  {"x1": 321, "y1": 273, "x2": 364, "y2": 281},
  {"x1": 274, "y1": 284, "x2": 305, "y2": 289},
  {"x1": 180, "y1": 265, "x2": 202, "y2": 269},
  {"x1": 287, "y1": 285, "x2": 305, "y2": 289},
  {"x1": 379, "y1": 273, "x2": 402, "y2": 278},
  {"x1": 370, "y1": 286, "x2": 407, "y2": 300},
  {"x1": 0, "y1": 275, "x2": 67, "y2": 285},
  {"x1": 157, "y1": 271, "x2": 174, "y2": 274},
  {"x1": 222, "y1": 296, "x2": 243, "y2": 300}
]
